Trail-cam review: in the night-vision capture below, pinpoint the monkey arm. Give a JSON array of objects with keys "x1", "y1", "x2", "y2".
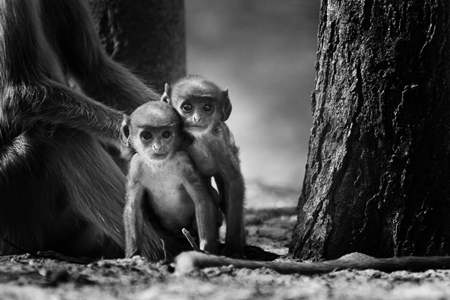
[
  {"x1": 40, "y1": 0, "x2": 158, "y2": 110},
  {"x1": 1, "y1": 0, "x2": 154, "y2": 146},
  {"x1": 124, "y1": 157, "x2": 166, "y2": 261},
  {"x1": 4, "y1": 83, "x2": 124, "y2": 144},
  {"x1": 124, "y1": 162, "x2": 145, "y2": 257},
  {"x1": 182, "y1": 159, "x2": 220, "y2": 254},
  {"x1": 123, "y1": 188, "x2": 168, "y2": 261},
  {"x1": 82, "y1": 60, "x2": 159, "y2": 112}
]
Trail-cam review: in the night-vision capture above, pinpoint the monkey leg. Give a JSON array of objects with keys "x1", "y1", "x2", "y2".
[
  {"x1": 220, "y1": 174, "x2": 246, "y2": 257},
  {"x1": 205, "y1": 179, "x2": 224, "y2": 227},
  {"x1": 0, "y1": 128, "x2": 120, "y2": 257},
  {"x1": 185, "y1": 178, "x2": 221, "y2": 255}
]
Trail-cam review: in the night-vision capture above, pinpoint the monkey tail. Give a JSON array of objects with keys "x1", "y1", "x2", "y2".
[
  {"x1": 56, "y1": 132, "x2": 125, "y2": 256},
  {"x1": 62, "y1": 133, "x2": 165, "y2": 261}
]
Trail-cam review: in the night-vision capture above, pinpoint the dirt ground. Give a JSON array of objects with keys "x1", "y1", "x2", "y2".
[{"x1": 2, "y1": 190, "x2": 450, "y2": 300}]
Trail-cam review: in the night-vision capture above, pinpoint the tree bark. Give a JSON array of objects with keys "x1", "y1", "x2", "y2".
[
  {"x1": 89, "y1": 0, "x2": 186, "y2": 93},
  {"x1": 290, "y1": 0, "x2": 450, "y2": 260}
]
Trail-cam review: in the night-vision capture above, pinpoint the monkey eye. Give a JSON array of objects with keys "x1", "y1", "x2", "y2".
[
  {"x1": 141, "y1": 131, "x2": 152, "y2": 140},
  {"x1": 182, "y1": 103, "x2": 193, "y2": 112},
  {"x1": 203, "y1": 104, "x2": 213, "y2": 112},
  {"x1": 162, "y1": 131, "x2": 172, "y2": 139}
]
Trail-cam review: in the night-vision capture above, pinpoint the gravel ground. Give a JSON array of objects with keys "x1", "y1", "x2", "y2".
[{"x1": 1, "y1": 203, "x2": 450, "y2": 300}]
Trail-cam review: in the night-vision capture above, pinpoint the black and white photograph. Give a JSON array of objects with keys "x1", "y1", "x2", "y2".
[{"x1": 1, "y1": 0, "x2": 450, "y2": 299}]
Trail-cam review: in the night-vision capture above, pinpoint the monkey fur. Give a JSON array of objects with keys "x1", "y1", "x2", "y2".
[
  {"x1": 174, "y1": 251, "x2": 450, "y2": 275},
  {"x1": 121, "y1": 101, "x2": 222, "y2": 258},
  {"x1": 162, "y1": 75, "x2": 246, "y2": 257},
  {"x1": 0, "y1": 0, "x2": 165, "y2": 260}
]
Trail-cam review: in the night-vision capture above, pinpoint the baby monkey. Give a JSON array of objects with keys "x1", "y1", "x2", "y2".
[
  {"x1": 121, "y1": 101, "x2": 221, "y2": 258},
  {"x1": 162, "y1": 75, "x2": 246, "y2": 257}
]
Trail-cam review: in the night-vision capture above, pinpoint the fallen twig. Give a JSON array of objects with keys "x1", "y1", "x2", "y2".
[
  {"x1": 182, "y1": 228, "x2": 201, "y2": 252},
  {"x1": 174, "y1": 251, "x2": 450, "y2": 275}
]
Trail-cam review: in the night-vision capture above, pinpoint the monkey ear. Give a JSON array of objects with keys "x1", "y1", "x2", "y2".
[
  {"x1": 221, "y1": 88, "x2": 232, "y2": 121},
  {"x1": 161, "y1": 83, "x2": 171, "y2": 103},
  {"x1": 120, "y1": 115, "x2": 131, "y2": 146}
]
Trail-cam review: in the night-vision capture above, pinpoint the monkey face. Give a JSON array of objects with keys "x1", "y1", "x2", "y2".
[
  {"x1": 176, "y1": 98, "x2": 218, "y2": 132},
  {"x1": 134, "y1": 126, "x2": 178, "y2": 161},
  {"x1": 162, "y1": 75, "x2": 233, "y2": 134},
  {"x1": 121, "y1": 101, "x2": 183, "y2": 162}
]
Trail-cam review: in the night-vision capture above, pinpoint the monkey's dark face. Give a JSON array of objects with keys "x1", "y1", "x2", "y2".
[{"x1": 133, "y1": 126, "x2": 178, "y2": 162}]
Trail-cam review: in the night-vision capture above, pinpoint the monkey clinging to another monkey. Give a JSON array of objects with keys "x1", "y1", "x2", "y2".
[
  {"x1": 162, "y1": 75, "x2": 246, "y2": 257},
  {"x1": 121, "y1": 101, "x2": 222, "y2": 258}
]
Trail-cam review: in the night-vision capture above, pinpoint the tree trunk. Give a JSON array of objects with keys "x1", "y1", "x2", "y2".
[
  {"x1": 290, "y1": 0, "x2": 450, "y2": 260},
  {"x1": 89, "y1": 0, "x2": 186, "y2": 93}
]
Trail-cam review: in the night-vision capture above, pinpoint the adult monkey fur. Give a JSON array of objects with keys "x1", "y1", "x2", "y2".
[
  {"x1": 0, "y1": 0, "x2": 165, "y2": 260},
  {"x1": 162, "y1": 75, "x2": 246, "y2": 257},
  {"x1": 175, "y1": 251, "x2": 450, "y2": 275},
  {"x1": 121, "y1": 101, "x2": 222, "y2": 258}
]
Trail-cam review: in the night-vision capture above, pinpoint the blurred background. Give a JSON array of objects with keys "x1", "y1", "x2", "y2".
[{"x1": 185, "y1": 1, "x2": 320, "y2": 208}]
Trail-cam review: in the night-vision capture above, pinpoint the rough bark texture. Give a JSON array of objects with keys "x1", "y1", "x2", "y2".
[
  {"x1": 291, "y1": 0, "x2": 450, "y2": 260},
  {"x1": 89, "y1": 0, "x2": 186, "y2": 93}
]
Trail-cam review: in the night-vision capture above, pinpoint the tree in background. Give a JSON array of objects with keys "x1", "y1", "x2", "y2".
[
  {"x1": 89, "y1": 0, "x2": 186, "y2": 93},
  {"x1": 290, "y1": 0, "x2": 450, "y2": 260}
]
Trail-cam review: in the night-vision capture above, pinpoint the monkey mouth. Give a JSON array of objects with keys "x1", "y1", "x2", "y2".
[
  {"x1": 151, "y1": 153, "x2": 169, "y2": 160},
  {"x1": 187, "y1": 124, "x2": 208, "y2": 130}
]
